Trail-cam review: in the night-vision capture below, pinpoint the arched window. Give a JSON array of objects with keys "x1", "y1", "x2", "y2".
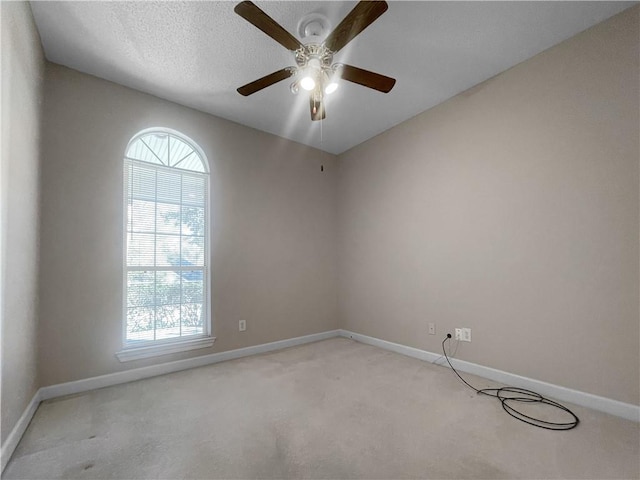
[{"x1": 119, "y1": 128, "x2": 212, "y2": 359}]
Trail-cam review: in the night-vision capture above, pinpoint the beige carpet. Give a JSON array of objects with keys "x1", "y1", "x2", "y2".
[{"x1": 4, "y1": 338, "x2": 639, "y2": 479}]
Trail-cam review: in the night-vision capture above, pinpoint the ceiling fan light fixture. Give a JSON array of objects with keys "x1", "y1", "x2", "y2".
[
  {"x1": 300, "y1": 76, "x2": 316, "y2": 91},
  {"x1": 300, "y1": 55, "x2": 323, "y2": 91},
  {"x1": 325, "y1": 81, "x2": 338, "y2": 95}
]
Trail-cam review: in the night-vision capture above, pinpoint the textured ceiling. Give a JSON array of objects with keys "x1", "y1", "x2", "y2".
[{"x1": 31, "y1": 1, "x2": 635, "y2": 154}]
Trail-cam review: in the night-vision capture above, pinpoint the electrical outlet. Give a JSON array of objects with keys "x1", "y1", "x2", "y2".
[
  {"x1": 428, "y1": 322, "x2": 436, "y2": 335},
  {"x1": 455, "y1": 327, "x2": 471, "y2": 342},
  {"x1": 239, "y1": 320, "x2": 246, "y2": 332},
  {"x1": 462, "y1": 328, "x2": 471, "y2": 342}
]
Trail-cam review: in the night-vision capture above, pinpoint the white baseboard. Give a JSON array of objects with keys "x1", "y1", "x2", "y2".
[
  {"x1": 338, "y1": 329, "x2": 640, "y2": 423},
  {"x1": 39, "y1": 330, "x2": 340, "y2": 401},
  {"x1": 1, "y1": 389, "x2": 41, "y2": 473}
]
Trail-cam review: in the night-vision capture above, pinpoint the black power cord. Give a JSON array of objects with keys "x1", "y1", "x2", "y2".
[{"x1": 442, "y1": 334, "x2": 579, "y2": 430}]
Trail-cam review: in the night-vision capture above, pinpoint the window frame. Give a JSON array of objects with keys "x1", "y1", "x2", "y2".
[{"x1": 117, "y1": 127, "x2": 214, "y2": 362}]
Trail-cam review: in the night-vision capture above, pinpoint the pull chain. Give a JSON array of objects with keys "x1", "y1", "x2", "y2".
[{"x1": 320, "y1": 113, "x2": 324, "y2": 172}]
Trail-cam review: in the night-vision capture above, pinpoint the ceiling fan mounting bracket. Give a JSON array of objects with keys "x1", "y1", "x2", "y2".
[{"x1": 297, "y1": 12, "x2": 331, "y2": 42}]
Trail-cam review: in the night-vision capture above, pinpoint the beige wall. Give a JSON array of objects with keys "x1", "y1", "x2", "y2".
[
  {"x1": 337, "y1": 7, "x2": 639, "y2": 405},
  {"x1": 38, "y1": 65, "x2": 338, "y2": 386},
  {"x1": 0, "y1": 2, "x2": 44, "y2": 444}
]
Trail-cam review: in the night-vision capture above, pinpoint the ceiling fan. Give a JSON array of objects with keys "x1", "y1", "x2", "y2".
[{"x1": 234, "y1": 1, "x2": 396, "y2": 121}]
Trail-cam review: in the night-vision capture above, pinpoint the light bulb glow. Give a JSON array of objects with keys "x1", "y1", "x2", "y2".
[
  {"x1": 300, "y1": 76, "x2": 316, "y2": 91},
  {"x1": 325, "y1": 82, "x2": 338, "y2": 94}
]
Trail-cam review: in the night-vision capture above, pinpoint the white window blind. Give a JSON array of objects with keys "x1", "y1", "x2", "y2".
[{"x1": 123, "y1": 130, "x2": 209, "y2": 347}]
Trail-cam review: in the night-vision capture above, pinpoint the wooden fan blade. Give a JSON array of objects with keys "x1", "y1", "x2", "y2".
[
  {"x1": 237, "y1": 68, "x2": 294, "y2": 96},
  {"x1": 234, "y1": 1, "x2": 302, "y2": 51},
  {"x1": 323, "y1": 1, "x2": 388, "y2": 53},
  {"x1": 310, "y1": 96, "x2": 326, "y2": 121},
  {"x1": 339, "y1": 64, "x2": 396, "y2": 93}
]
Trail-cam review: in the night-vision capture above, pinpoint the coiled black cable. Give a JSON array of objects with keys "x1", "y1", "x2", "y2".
[{"x1": 442, "y1": 334, "x2": 579, "y2": 430}]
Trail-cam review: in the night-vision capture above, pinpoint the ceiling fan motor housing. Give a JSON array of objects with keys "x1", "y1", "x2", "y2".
[{"x1": 295, "y1": 44, "x2": 333, "y2": 70}]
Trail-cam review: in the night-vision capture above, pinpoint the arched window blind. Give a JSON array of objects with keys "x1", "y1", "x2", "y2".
[{"x1": 123, "y1": 128, "x2": 210, "y2": 348}]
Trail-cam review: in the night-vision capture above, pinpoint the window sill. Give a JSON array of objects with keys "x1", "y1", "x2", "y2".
[{"x1": 115, "y1": 337, "x2": 215, "y2": 362}]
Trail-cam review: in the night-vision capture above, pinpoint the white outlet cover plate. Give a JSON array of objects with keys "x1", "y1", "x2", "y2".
[
  {"x1": 461, "y1": 328, "x2": 471, "y2": 342},
  {"x1": 455, "y1": 328, "x2": 471, "y2": 342}
]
